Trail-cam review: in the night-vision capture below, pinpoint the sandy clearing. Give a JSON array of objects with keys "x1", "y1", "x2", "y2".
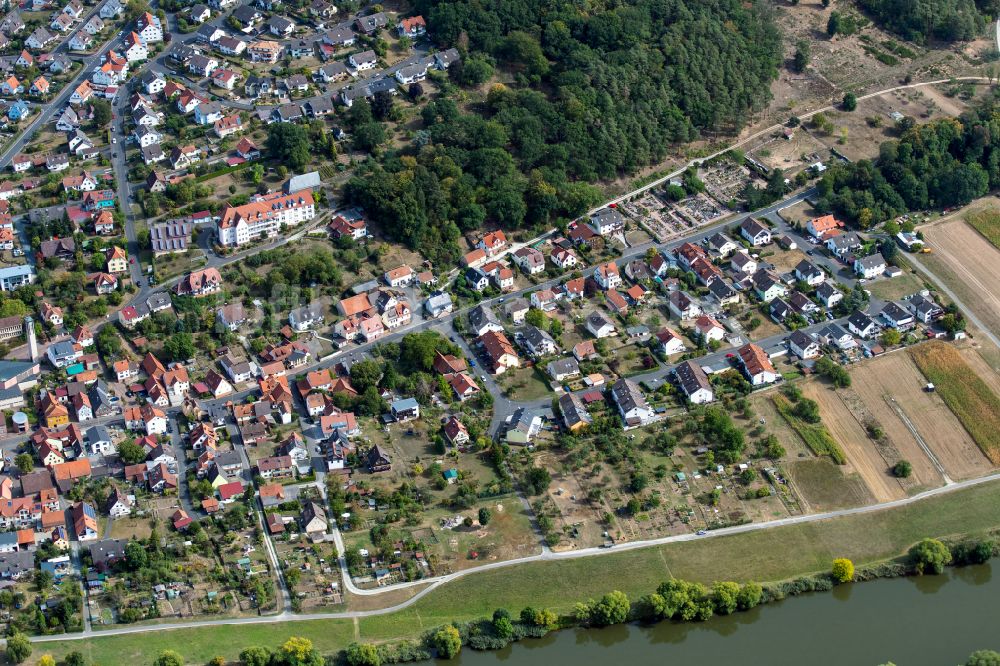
[
  {"x1": 801, "y1": 382, "x2": 904, "y2": 502},
  {"x1": 851, "y1": 352, "x2": 992, "y2": 482},
  {"x1": 921, "y1": 85, "x2": 969, "y2": 118}
]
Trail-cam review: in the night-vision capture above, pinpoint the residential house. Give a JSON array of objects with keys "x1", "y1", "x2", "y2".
[
  {"x1": 588, "y1": 208, "x2": 625, "y2": 236},
  {"x1": 585, "y1": 311, "x2": 616, "y2": 339},
  {"x1": 469, "y1": 304, "x2": 504, "y2": 337},
  {"x1": 816, "y1": 282, "x2": 843, "y2": 309},
  {"x1": 827, "y1": 232, "x2": 863, "y2": 257},
  {"x1": 739, "y1": 218, "x2": 771, "y2": 246},
  {"x1": 611, "y1": 378, "x2": 654, "y2": 427},
  {"x1": 730, "y1": 250, "x2": 757, "y2": 275},
  {"x1": 736, "y1": 343, "x2": 778, "y2": 385},
  {"x1": 520, "y1": 325, "x2": 557, "y2": 358},
  {"x1": 479, "y1": 330, "x2": 519, "y2": 375},
  {"x1": 550, "y1": 247, "x2": 578, "y2": 270},
  {"x1": 879, "y1": 301, "x2": 915, "y2": 331},
  {"x1": 506, "y1": 407, "x2": 542, "y2": 444},
  {"x1": 667, "y1": 291, "x2": 701, "y2": 319},
  {"x1": 854, "y1": 253, "x2": 886, "y2": 280},
  {"x1": 908, "y1": 294, "x2": 943, "y2": 324},
  {"x1": 354, "y1": 12, "x2": 388, "y2": 34},
  {"x1": 806, "y1": 214, "x2": 843, "y2": 240},
  {"x1": 674, "y1": 360, "x2": 713, "y2": 404},
  {"x1": 594, "y1": 261, "x2": 622, "y2": 290},
  {"x1": 546, "y1": 357, "x2": 580, "y2": 382},
  {"x1": 656, "y1": 327, "x2": 686, "y2": 355},
  {"x1": 751, "y1": 269, "x2": 787, "y2": 303},
  {"x1": 795, "y1": 260, "x2": 825, "y2": 286},
  {"x1": 390, "y1": 397, "x2": 420, "y2": 422},
  {"x1": 397, "y1": 15, "x2": 426, "y2": 37},
  {"x1": 788, "y1": 329, "x2": 820, "y2": 360},
  {"x1": 558, "y1": 392, "x2": 592, "y2": 433},
  {"x1": 705, "y1": 232, "x2": 739, "y2": 257},
  {"x1": 513, "y1": 247, "x2": 545, "y2": 275}
]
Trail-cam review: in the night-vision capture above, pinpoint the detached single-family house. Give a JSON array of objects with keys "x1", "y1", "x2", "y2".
[
  {"x1": 736, "y1": 343, "x2": 778, "y2": 386},
  {"x1": 788, "y1": 329, "x2": 820, "y2": 360},
  {"x1": 674, "y1": 360, "x2": 713, "y2": 405},
  {"x1": 739, "y1": 218, "x2": 771, "y2": 246},
  {"x1": 610, "y1": 378, "x2": 654, "y2": 427},
  {"x1": 847, "y1": 310, "x2": 877, "y2": 339},
  {"x1": 854, "y1": 253, "x2": 886, "y2": 280}
]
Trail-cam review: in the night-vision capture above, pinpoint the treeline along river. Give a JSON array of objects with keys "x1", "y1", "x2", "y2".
[{"x1": 433, "y1": 565, "x2": 999, "y2": 665}]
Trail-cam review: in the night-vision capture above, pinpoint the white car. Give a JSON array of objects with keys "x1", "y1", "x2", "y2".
[{"x1": 111, "y1": 136, "x2": 116, "y2": 144}]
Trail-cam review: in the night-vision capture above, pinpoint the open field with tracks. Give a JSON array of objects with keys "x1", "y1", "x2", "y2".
[
  {"x1": 852, "y1": 350, "x2": 993, "y2": 481},
  {"x1": 910, "y1": 342, "x2": 1000, "y2": 465},
  {"x1": 922, "y1": 215, "x2": 1000, "y2": 335},
  {"x1": 801, "y1": 382, "x2": 904, "y2": 503}
]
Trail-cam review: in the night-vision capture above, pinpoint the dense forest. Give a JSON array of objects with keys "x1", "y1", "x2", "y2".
[
  {"x1": 856, "y1": 0, "x2": 994, "y2": 42},
  {"x1": 816, "y1": 98, "x2": 1000, "y2": 227},
  {"x1": 346, "y1": 0, "x2": 782, "y2": 263}
]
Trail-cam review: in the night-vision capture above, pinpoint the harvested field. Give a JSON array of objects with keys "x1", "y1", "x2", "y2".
[
  {"x1": 851, "y1": 350, "x2": 992, "y2": 482},
  {"x1": 801, "y1": 382, "x2": 904, "y2": 502},
  {"x1": 966, "y1": 208, "x2": 1000, "y2": 250},
  {"x1": 784, "y1": 458, "x2": 874, "y2": 513},
  {"x1": 922, "y1": 217, "x2": 1000, "y2": 335},
  {"x1": 843, "y1": 365, "x2": 943, "y2": 493},
  {"x1": 957, "y1": 346, "x2": 1000, "y2": 397},
  {"x1": 910, "y1": 342, "x2": 1000, "y2": 466}
]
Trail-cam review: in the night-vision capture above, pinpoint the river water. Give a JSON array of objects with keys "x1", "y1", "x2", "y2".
[{"x1": 441, "y1": 565, "x2": 1000, "y2": 665}]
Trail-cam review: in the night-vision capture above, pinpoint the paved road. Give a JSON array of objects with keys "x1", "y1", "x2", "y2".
[
  {"x1": 0, "y1": 21, "x2": 129, "y2": 170},
  {"x1": 30, "y1": 469, "x2": 1000, "y2": 643}
]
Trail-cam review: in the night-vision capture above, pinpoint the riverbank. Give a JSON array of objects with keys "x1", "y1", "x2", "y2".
[
  {"x1": 39, "y1": 478, "x2": 1000, "y2": 665},
  {"x1": 432, "y1": 567, "x2": 1000, "y2": 666}
]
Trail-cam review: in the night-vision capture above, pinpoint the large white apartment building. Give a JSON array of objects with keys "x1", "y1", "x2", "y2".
[{"x1": 216, "y1": 190, "x2": 315, "y2": 247}]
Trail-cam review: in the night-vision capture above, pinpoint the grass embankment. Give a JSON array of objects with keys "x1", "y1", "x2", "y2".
[
  {"x1": 965, "y1": 209, "x2": 1000, "y2": 249},
  {"x1": 772, "y1": 394, "x2": 846, "y2": 464},
  {"x1": 39, "y1": 479, "x2": 1000, "y2": 665},
  {"x1": 910, "y1": 342, "x2": 1000, "y2": 464}
]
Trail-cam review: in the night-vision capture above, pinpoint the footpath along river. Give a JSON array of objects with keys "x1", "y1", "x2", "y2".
[{"x1": 433, "y1": 564, "x2": 1000, "y2": 665}]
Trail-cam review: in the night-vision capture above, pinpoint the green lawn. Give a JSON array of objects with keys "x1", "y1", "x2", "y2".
[
  {"x1": 499, "y1": 366, "x2": 554, "y2": 401},
  {"x1": 865, "y1": 271, "x2": 926, "y2": 302},
  {"x1": 38, "y1": 479, "x2": 1000, "y2": 665}
]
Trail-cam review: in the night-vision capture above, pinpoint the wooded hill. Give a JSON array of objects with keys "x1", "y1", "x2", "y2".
[{"x1": 346, "y1": 0, "x2": 782, "y2": 264}]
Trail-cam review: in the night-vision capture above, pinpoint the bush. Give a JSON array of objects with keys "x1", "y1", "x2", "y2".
[
  {"x1": 831, "y1": 558, "x2": 855, "y2": 583},
  {"x1": 430, "y1": 625, "x2": 462, "y2": 659},
  {"x1": 909, "y1": 538, "x2": 952, "y2": 574},
  {"x1": 892, "y1": 460, "x2": 912, "y2": 478}
]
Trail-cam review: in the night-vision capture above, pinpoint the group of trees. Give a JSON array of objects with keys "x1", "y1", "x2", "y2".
[
  {"x1": 857, "y1": 0, "x2": 986, "y2": 43},
  {"x1": 341, "y1": 331, "x2": 471, "y2": 417},
  {"x1": 816, "y1": 105, "x2": 1000, "y2": 228},
  {"x1": 348, "y1": 0, "x2": 781, "y2": 262}
]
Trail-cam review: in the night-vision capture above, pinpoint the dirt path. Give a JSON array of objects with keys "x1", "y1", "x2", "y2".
[
  {"x1": 801, "y1": 383, "x2": 904, "y2": 502},
  {"x1": 918, "y1": 85, "x2": 968, "y2": 118}
]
